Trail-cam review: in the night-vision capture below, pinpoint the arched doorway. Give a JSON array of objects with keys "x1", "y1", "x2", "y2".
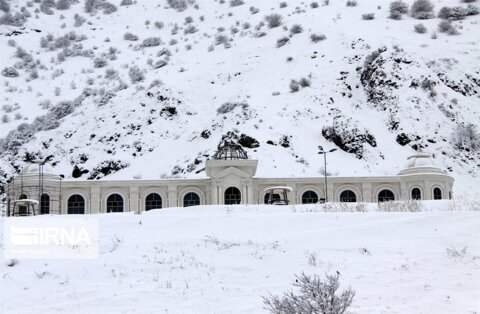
[
  {"x1": 301, "y1": 191, "x2": 319, "y2": 204},
  {"x1": 145, "y1": 193, "x2": 162, "y2": 211},
  {"x1": 40, "y1": 193, "x2": 50, "y2": 214},
  {"x1": 106, "y1": 194, "x2": 124, "y2": 213},
  {"x1": 433, "y1": 187, "x2": 442, "y2": 200},
  {"x1": 411, "y1": 187, "x2": 422, "y2": 200},
  {"x1": 378, "y1": 189, "x2": 395, "y2": 202},
  {"x1": 68, "y1": 194, "x2": 85, "y2": 214},
  {"x1": 183, "y1": 192, "x2": 200, "y2": 207},
  {"x1": 340, "y1": 190, "x2": 357, "y2": 202},
  {"x1": 224, "y1": 187, "x2": 241, "y2": 205}
]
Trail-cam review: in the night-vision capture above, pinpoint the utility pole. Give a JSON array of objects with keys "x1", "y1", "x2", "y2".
[{"x1": 318, "y1": 146, "x2": 337, "y2": 202}]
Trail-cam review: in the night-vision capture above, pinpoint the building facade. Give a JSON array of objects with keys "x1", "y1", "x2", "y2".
[{"x1": 5, "y1": 152, "x2": 454, "y2": 216}]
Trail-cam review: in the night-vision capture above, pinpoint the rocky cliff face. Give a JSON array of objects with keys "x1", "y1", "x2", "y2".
[{"x1": 0, "y1": 0, "x2": 479, "y2": 196}]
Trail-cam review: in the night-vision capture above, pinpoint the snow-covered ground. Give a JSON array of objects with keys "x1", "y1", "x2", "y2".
[{"x1": 1, "y1": 202, "x2": 479, "y2": 313}]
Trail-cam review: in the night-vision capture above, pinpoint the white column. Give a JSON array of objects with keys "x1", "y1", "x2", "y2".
[
  {"x1": 168, "y1": 185, "x2": 177, "y2": 208},
  {"x1": 362, "y1": 183, "x2": 372, "y2": 202},
  {"x1": 400, "y1": 181, "x2": 408, "y2": 201},
  {"x1": 91, "y1": 187, "x2": 100, "y2": 213},
  {"x1": 242, "y1": 185, "x2": 247, "y2": 204},
  {"x1": 130, "y1": 186, "x2": 139, "y2": 213}
]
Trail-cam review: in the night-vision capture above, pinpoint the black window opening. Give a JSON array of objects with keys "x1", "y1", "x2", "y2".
[
  {"x1": 225, "y1": 187, "x2": 241, "y2": 205},
  {"x1": 184, "y1": 192, "x2": 200, "y2": 207},
  {"x1": 106, "y1": 194, "x2": 124, "y2": 213},
  {"x1": 68, "y1": 194, "x2": 85, "y2": 214},
  {"x1": 301, "y1": 191, "x2": 319, "y2": 204},
  {"x1": 40, "y1": 194, "x2": 50, "y2": 214},
  {"x1": 433, "y1": 188, "x2": 442, "y2": 200},
  {"x1": 18, "y1": 193, "x2": 28, "y2": 215},
  {"x1": 145, "y1": 193, "x2": 162, "y2": 211},
  {"x1": 378, "y1": 189, "x2": 395, "y2": 202},
  {"x1": 264, "y1": 193, "x2": 281, "y2": 204},
  {"x1": 411, "y1": 188, "x2": 422, "y2": 200},
  {"x1": 340, "y1": 190, "x2": 357, "y2": 203}
]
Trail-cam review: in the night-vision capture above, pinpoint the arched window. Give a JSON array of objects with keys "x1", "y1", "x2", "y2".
[
  {"x1": 378, "y1": 189, "x2": 395, "y2": 202},
  {"x1": 301, "y1": 191, "x2": 318, "y2": 204},
  {"x1": 411, "y1": 188, "x2": 422, "y2": 200},
  {"x1": 340, "y1": 190, "x2": 357, "y2": 202},
  {"x1": 40, "y1": 194, "x2": 50, "y2": 214},
  {"x1": 106, "y1": 194, "x2": 124, "y2": 213},
  {"x1": 183, "y1": 192, "x2": 200, "y2": 207},
  {"x1": 68, "y1": 194, "x2": 85, "y2": 214},
  {"x1": 145, "y1": 193, "x2": 162, "y2": 211},
  {"x1": 433, "y1": 188, "x2": 442, "y2": 200},
  {"x1": 225, "y1": 187, "x2": 241, "y2": 205}
]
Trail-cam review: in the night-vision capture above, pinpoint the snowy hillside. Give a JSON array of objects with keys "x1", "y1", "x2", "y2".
[
  {"x1": 1, "y1": 203, "x2": 479, "y2": 313},
  {"x1": 0, "y1": 0, "x2": 479, "y2": 196}
]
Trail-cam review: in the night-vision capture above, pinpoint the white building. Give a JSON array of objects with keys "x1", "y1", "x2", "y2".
[{"x1": 5, "y1": 144, "x2": 453, "y2": 216}]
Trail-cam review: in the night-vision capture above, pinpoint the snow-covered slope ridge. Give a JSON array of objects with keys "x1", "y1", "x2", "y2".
[{"x1": 0, "y1": 0, "x2": 479, "y2": 195}]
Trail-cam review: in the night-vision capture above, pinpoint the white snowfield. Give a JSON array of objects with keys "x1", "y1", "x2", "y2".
[{"x1": 1, "y1": 201, "x2": 479, "y2": 314}]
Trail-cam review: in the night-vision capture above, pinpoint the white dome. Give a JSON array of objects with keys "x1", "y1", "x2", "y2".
[
  {"x1": 399, "y1": 154, "x2": 444, "y2": 175},
  {"x1": 22, "y1": 162, "x2": 56, "y2": 175}
]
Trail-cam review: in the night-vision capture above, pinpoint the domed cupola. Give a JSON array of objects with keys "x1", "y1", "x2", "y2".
[
  {"x1": 212, "y1": 140, "x2": 248, "y2": 160},
  {"x1": 398, "y1": 154, "x2": 445, "y2": 176}
]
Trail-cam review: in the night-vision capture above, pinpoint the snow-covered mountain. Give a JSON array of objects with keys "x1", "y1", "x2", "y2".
[{"x1": 0, "y1": 0, "x2": 479, "y2": 196}]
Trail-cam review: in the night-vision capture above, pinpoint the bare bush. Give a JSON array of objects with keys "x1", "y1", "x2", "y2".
[
  {"x1": 56, "y1": 0, "x2": 70, "y2": 10},
  {"x1": 93, "y1": 57, "x2": 107, "y2": 68},
  {"x1": 466, "y1": 4, "x2": 479, "y2": 15},
  {"x1": 438, "y1": 20, "x2": 459, "y2": 35},
  {"x1": 453, "y1": 123, "x2": 479, "y2": 151},
  {"x1": 263, "y1": 273, "x2": 355, "y2": 314},
  {"x1": 124, "y1": 32, "x2": 138, "y2": 41},
  {"x1": 290, "y1": 80, "x2": 300, "y2": 93},
  {"x1": 0, "y1": 0, "x2": 10, "y2": 12},
  {"x1": 299, "y1": 77, "x2": 311, "y2": 87},
  {"x1": 167, "y1": 0, "x2": 195, "y2": 12},
  {"x1": 378, "y1": 200, "x2": 423, "y2": 212},
  {"x1": 154, "y1": 21, "x2": 164, "y2": 29},
  {"x1": 411, "y1": 0, "x2": 434, "y2": 19},
  {"x1": 389, "y1": 0, "x2": 408, "y2": 19},
  {"x1": 438, "y1": 6, "x2": 467, "y2": 20},
  {"x1": 290, "y1": 24, "x2": 303, "y2": 35},
  {"x1": 414, "y1": 23, "x2": 427, "y2": 33},
  {"x1": 310, "y1": 33, "x2": 326, "y2": 42},
  {"x1": 74, "y1": 14, "x2": 86, "y2": 27},
  {"x1": 230, "y1": 0, "x2": 244, "y2": 7},
  {"x1": 216, "y1": 102, "x2": 248, "y2": 114},
  {"x1": 346, "y1": 0, "x2": 357, "y2": 6},
  {"x1": 2, "y1": 67, "x2": 19, "y2": 78},
  {"x1": 142, "y1": 37, "x2": 162, "y2": 47},
  {"x1": 265, "y1": 13, "x2": 282, "y2": 28},
  {"x1": 362, "y1": 13, "x2": 375, "y2": 20},
  {"x1": 129, "y1": 66, "x2": 144, "y2": 83},
  {"x1": 250, "y1": 6, "x2": 259, "y2": 14}
]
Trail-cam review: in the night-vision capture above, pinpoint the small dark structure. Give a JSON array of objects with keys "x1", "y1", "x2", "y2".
[
  {"x1": 10, "y1": 199, "x2": 39, "y2": 216},
  {"x1": 264, "y1": 186, "x2": 292, "y2": 205},
  {"x1": 213, "y1": 140, "x2": 248, "y2": 160}
]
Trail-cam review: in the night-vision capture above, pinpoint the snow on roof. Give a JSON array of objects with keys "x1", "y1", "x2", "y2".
[{"x1": 264, "y1": 186, "x2": 293, "y2": 192}]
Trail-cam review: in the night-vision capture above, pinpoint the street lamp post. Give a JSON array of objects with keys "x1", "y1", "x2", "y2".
[{"x1": 318, "y1": 146, "x2": 337, "y2": 203}]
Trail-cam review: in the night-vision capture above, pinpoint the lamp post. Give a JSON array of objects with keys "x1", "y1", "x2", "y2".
[{"x1": 318, "y1": 146, "x2": 337, "y2": 203}]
